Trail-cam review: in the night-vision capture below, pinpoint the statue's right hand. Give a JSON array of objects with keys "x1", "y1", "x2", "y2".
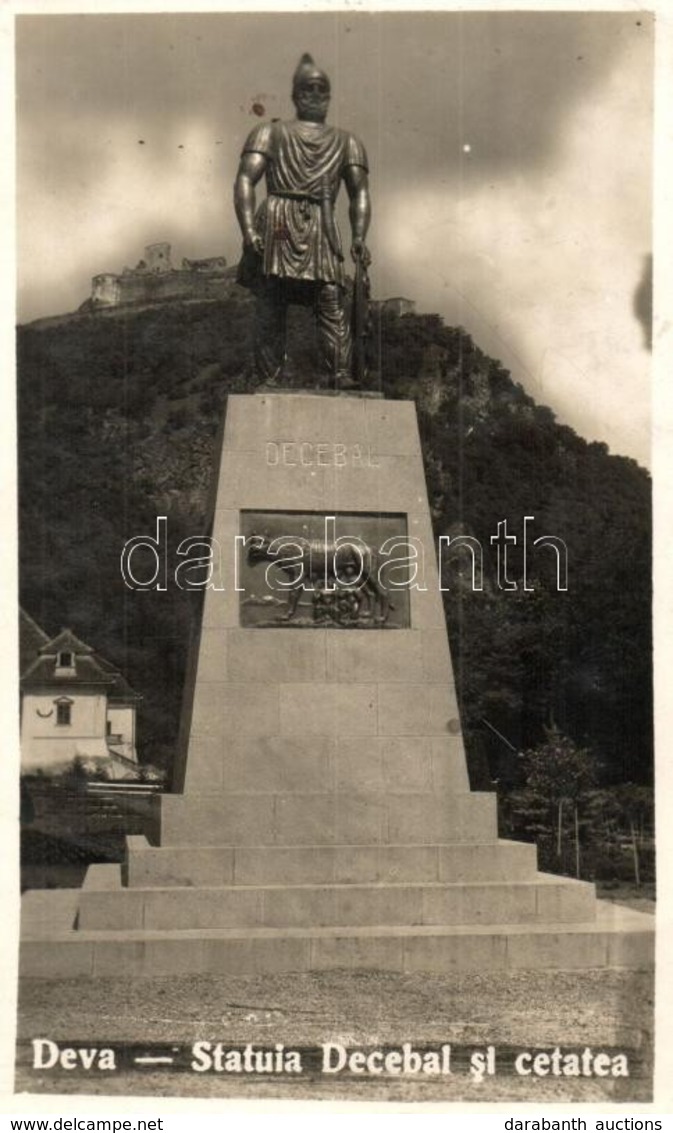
[{"x1": 244, "y1": 234, "x2": 264, "y2": 256}]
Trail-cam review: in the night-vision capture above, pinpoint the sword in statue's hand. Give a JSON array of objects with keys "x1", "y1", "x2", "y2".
[{"x1": 351, "y1": 241, "x2": 372, "y2": 388}]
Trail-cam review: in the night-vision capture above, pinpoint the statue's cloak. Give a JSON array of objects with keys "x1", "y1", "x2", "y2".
[{"x1": 242, "y1": 120, "x2": 368, "y2": 286}]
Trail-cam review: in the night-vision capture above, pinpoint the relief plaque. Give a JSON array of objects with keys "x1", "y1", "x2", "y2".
[{"x1": 239, "y1": 510, "x2": 412, "y2": 629}]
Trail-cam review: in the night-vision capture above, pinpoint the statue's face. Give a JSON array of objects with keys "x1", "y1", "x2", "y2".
[{"x1": 293, "y1": 77, "x2": 330, "y2": 123}]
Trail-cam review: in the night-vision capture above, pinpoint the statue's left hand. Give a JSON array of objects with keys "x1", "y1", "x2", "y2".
[
  {"x1": 351, "y1": 240, "x2": 372, "y2": 268},
  {"x1": 244, "y1": 233, "x2": 264, "y2": 257}
]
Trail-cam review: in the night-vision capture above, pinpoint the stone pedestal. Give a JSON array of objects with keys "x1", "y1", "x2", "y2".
[{"x1": 20, "y1": 393, "x2": 654, "y2": 976}]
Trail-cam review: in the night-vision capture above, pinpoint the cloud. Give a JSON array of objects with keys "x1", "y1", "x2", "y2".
[
  {"x1": 17, "y1": 111, "x2": 237, "y2": 320},
  {"x1": 14, "y1": 11, "x2": 653, "y2": 465},
  {"x1": 376, "y1": 43, "x2": 652, "y2": 467}
]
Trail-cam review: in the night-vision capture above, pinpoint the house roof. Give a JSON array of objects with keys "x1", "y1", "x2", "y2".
[
  {"x1": 22, "y1": 651, "x2": 117, "y2": 690},
  {"x1": 40, "y1": 628, "x2": 94, "y2": 656},
  {"x1": 95, "y1": 655, "x2": 142, "y2": 702},
  {"x1": 19, "y1": 609, "x2": 141, "y2": 701}
]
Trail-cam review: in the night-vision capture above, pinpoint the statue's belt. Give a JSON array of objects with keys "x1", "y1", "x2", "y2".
[
  {"x1": 269, "y1": 190, "x2": 325, "y2": 204},
  {"x1": 268, "y1": 190, "x2": 343, "y2": 261}
]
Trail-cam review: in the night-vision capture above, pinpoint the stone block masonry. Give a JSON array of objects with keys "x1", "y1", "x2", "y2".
[{"x1": 20, "y1": 392, "x2": 654, "y2": 975}]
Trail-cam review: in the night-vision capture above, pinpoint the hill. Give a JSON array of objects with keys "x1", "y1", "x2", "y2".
[{"x1": 17, "y1": 290, "x2": 652, "y2": 786}]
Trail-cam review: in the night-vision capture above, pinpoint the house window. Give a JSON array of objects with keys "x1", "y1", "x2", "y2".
[
  {"x1": 58, "y1": 651, "x2": 74, "y2": 668},
  {"x1": 56, "y1": 702, "x2": 72, "y2": 726}
]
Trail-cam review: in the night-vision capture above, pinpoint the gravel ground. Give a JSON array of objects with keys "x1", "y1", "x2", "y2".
[{"x1": 15, "y1": 968, "x2": 653, "y2": 1103}]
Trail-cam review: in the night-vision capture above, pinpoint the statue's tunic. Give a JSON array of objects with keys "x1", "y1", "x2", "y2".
[{"x1": 242, "y1": 120, "x2": 368, "y2": 287}]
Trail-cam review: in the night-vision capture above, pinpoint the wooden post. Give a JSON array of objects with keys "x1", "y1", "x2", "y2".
[
  {"x1": 630, "y1": 818, "x2": 641, "y2": 887},
  {"x1": 574, "y1": 804, "x2": 580, "y2": 879}
]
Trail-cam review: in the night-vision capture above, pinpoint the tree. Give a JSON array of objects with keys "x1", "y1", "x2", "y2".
[
  {"x1": 506, "y1": 728, "x2": 598, "y2": 877},
  {"x1": 585, "y1": 783, "x2": 654, "y2": 886}
]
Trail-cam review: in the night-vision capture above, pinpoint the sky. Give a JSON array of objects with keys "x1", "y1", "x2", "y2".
[{"x1": 15, "y1": 9, "x2": 654, "y2": 466}]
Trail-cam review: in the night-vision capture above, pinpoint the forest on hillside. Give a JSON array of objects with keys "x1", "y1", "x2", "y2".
[{"x1": 17, "y1": 291, "x2": 652, "y2": 794}]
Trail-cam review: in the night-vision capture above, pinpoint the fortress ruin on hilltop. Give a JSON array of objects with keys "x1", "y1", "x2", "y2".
[
  {"x1": 84, "y1": 241, "x2": 416, "y2": 318},
  {"x1": 87, "y1": 243, "x2": 236, "y2": 310}
]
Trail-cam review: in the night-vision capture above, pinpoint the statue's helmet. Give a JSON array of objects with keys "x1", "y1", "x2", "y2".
[{"x1": 292, "y1": 53, "x2": 330, "y2": 96}]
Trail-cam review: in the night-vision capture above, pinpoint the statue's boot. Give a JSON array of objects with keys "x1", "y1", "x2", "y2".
[{"x1": 336, "y1": 371, "x2": 360, "y2": 392}]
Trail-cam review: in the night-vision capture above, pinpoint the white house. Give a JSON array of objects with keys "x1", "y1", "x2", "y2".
[{"x1": 20, "y1": 610, "x2": 141, "y2": 779}]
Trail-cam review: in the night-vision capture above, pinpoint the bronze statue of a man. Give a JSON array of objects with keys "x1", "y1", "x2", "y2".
[{"x1": 233, "y1": 53, "x2": 371, "y2": 388}]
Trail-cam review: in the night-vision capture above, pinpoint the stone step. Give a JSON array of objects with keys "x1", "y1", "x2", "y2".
[
  {"x1": 125, "y1": 836, "x2": 538, "y2": 888},
  {"x1": 20, "y1": 893, "x2": 654, "y2": 978},
  {"x1": 78, "y1": 865, "x2": 596, "y2": 932},
  {"x1": 158, "y1": 791, "x2": 498, "y2": 846}
]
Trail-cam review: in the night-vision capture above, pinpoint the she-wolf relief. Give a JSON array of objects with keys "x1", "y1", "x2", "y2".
[{"x1": 239, "y1": 511, "x2": 411, "y2": 629}]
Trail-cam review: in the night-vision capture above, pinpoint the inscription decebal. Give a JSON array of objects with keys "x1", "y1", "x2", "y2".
[{"x1": 266, "y1": 441, "x2": 380, "y2": 468}]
